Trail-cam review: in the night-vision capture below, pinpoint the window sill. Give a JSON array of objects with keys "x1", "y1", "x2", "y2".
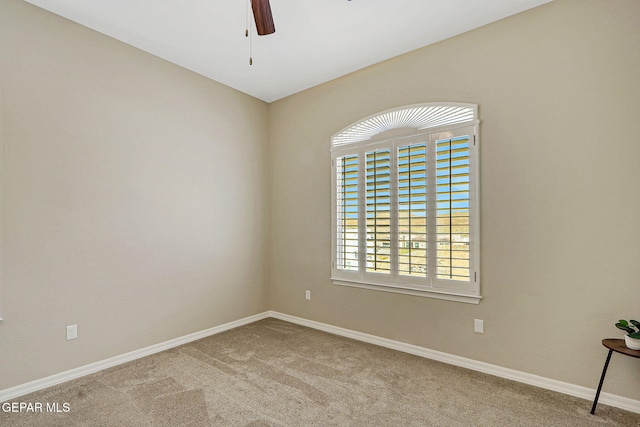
[{"x1": 331, "y1": 278, "x2": 481, "y2": 305}]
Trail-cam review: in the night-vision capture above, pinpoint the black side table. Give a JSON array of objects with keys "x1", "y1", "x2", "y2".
[{"x1": 590, "y1": 338, "x2": 640, "y2": 414}]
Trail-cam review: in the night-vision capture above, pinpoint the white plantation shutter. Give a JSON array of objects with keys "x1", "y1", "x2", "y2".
[
  {"x1": 435, "y1": 135, "x2": 471, "y2": 282},
  {"x1": 366, "y1": 150, "x2": 392, "y2": 274},
  {"x1": 331, "y1": 103, "x2": 480, "y2": 304},
  {"x1": 332, "y1": 104, "x2": 476, "y2": 147},
  {"x1": 336, "y1": 155, "x2": 359, "y2": 271},
  {"x1": 398, "y1": 143, "x2": 427, "y2": 277}
]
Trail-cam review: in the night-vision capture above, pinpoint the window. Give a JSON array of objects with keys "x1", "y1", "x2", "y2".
[{"x1": 331, "y1": 103, "x2": 481, "y2": 304}]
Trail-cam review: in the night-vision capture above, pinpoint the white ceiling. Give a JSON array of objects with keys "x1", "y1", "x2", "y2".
[{"x1": 24, "y1": 0, "x2": 552, "y2": 103}]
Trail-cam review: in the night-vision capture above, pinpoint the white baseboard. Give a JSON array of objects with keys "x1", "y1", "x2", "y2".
[
  {"x1": 268, "y1": 311, "x2": 640, "y2": 414},
  {"x1": 0, "y1": 311, "x2": 270, "y2": 403},
  {"x1": 2, "y1": 310, "x2": 639, "y2": 415}
]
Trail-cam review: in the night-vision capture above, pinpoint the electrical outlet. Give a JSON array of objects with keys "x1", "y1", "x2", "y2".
[
  {"x1": 66, "y1": 324, "x2": 78, "y2": 340},
  {"x1": 474, "y1": 319, "x2": 484, "y2": 333},
  {"x1": 305, "y1": 290, "x2": 311, "y2": 300}
]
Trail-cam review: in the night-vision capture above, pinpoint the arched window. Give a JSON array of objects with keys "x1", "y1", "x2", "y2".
[{"x1": 331, "y1": 103, "x2": 481, "y2": 303}]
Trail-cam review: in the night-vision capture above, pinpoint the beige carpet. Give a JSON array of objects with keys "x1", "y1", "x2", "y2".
[{"x1": 1, "y1": 318, "x2": 638, "y2": 426}]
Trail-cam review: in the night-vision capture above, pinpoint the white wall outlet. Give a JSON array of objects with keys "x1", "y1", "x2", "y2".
[
  {"x1": 474, "y1": 319, "x2": 484, "y2": 333},
  {"x1": 305, "y1": 290, "x2": 311, "y2": 300},
  {"x1": 66, "y1": 324, "x2": 78, "y2": 340}
]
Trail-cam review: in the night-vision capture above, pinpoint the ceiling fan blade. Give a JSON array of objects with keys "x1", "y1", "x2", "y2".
[{"x1": 251, "y1": 0, "x2": 275, "y2": 36}]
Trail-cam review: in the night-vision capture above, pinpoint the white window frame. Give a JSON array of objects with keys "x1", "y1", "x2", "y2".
[{"x1": 331, "y1": 103, "x2": 481, "y2": 304}]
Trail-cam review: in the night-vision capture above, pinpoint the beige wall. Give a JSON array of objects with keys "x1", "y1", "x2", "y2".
[
  {"x1": 269, "y1": 0, "x2": 640, "y2": 401},
  {"x1": 0, "y1": 0, "x2": 269, "y2": 389}
]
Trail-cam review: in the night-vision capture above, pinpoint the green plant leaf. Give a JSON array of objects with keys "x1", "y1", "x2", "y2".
[
  {"x1": 616, "y1": 323, "x2": 634, "y2": 334},
  {"x1": 618, "y1": 319, "x2": 629, "y2": 326},
  {"x1": 630, "y1": 320, "x2": 640, "y2": 329},
  {"x1": 628, "y1": 332, "x2": 640, "y2": 339}
]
